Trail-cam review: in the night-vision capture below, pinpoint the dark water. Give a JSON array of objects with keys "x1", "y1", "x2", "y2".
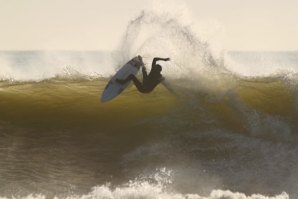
[{"x1": 0, "y1": 77, "x2": 296, "y2": 198}]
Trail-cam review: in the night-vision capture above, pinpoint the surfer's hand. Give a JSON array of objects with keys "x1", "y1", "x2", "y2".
[{"x1": 165, "y1": 58, "x2": 170, "y2": 61}]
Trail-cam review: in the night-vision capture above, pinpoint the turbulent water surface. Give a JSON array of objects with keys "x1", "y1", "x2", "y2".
[{"x1": 0, "y1": 9, "x2": 297, "y2": 199}]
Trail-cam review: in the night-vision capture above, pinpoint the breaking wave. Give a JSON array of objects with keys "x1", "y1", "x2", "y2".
[{"x1": 0, "y1": 6, "x2": 298, "y2": 199}]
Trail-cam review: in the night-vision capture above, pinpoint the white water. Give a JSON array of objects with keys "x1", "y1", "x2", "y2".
[
  {"x1": 0, "y1": 51, "x2": 115, "y2": 81},
  {"x1": 0, "y1": 8, "x2": 298, "y2": 82},
  {"x1": 0, "y1": 169, "x2": 288, "y2": 199}
]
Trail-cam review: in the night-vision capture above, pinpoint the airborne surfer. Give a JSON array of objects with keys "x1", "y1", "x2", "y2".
[{"x1": 116, "y1": 56, "x2": 170, "y2": 93}]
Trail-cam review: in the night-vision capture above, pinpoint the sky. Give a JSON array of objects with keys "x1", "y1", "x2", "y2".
[{"x1": 0, "y1": 0, "x2": 298, "y2": 51}]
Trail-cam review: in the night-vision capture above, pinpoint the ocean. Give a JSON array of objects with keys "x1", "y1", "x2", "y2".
[{"x1": 0, "y1": 11, "x2": 297, "y2": 199}]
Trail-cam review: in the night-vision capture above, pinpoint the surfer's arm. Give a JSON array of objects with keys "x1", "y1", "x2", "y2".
[{"x1": 152, "y1": 57, "x2": 170, "y2": 66}]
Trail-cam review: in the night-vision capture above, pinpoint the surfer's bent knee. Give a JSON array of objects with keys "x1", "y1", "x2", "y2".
[{"x1": 130, "y1": 76, "x2": 143, "y2": 91}]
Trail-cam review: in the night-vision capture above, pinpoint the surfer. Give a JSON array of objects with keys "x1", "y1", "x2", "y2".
[{"x1": 116, "y1": 57, "x2": 170, "y2": 93}]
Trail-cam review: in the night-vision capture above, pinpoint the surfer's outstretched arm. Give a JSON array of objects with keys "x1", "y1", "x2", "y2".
[{"x1": 152, "y1": 57, "x2": 170, "y2": 67}]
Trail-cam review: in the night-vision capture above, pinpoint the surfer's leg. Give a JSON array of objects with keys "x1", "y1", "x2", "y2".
[
  {"x1": 130, "y1": 75, "x2": 146, "y2": 93},
  {"x1": 116, "y1": 75, "x2": 146, "y2": 92}
]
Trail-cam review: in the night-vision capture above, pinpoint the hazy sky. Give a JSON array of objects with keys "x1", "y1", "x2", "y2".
[{"x1": 1, "y1": 0, "x2": 298, "y2": 51}]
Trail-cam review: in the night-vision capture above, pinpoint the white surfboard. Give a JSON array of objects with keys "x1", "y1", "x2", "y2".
[{"x1": 101, "y1": 56, "x2": 144, "y2": 102}]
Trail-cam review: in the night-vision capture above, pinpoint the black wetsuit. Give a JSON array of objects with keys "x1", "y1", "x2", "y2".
[
  {"x1": 135, "y1": 64, "x2": 164, "y2": 93},
  {"x1": 116, "y1": 57, "x2": 169, "y2": 93}
]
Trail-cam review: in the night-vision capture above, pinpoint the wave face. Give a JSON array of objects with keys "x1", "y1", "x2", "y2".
[
  {"x1": 0, "y1": 77, "x2": 297, "y2": 198},
  {"x1": 1, "y1": 9, "x2": 298, "y2": 199}
]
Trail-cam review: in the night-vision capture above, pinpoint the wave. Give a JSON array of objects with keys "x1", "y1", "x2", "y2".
[
  {"x1": 64, "y1": 188, "x2": 288, "y2": 199},
  {"x1": 0, "y1": 51, "x2": 116, "y2": 81},
  {"x1": 1, "y1": 8, "x2": 298, "y2": 198},
  {"x1": 0, "y1": 75, "x2": 296, "y2": 197},
  {"x1": 0, "y1": 186, "x2": 288, "y2": 199},
  {"x1": 1, "y1": 11, "x2": 298, "y2": 85},
  {"x1": 0, "y1": 9, "x2": 297, "y2": 141},
  {"x1": 0, "y1": 168, "x2": 289, "y2": 199},
  {"x1": 0, "y1": 9, "x2": 230, "y2": 82},
  {"x1": 0, "y1": 74, "x2": 297, "y2": 141}
]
